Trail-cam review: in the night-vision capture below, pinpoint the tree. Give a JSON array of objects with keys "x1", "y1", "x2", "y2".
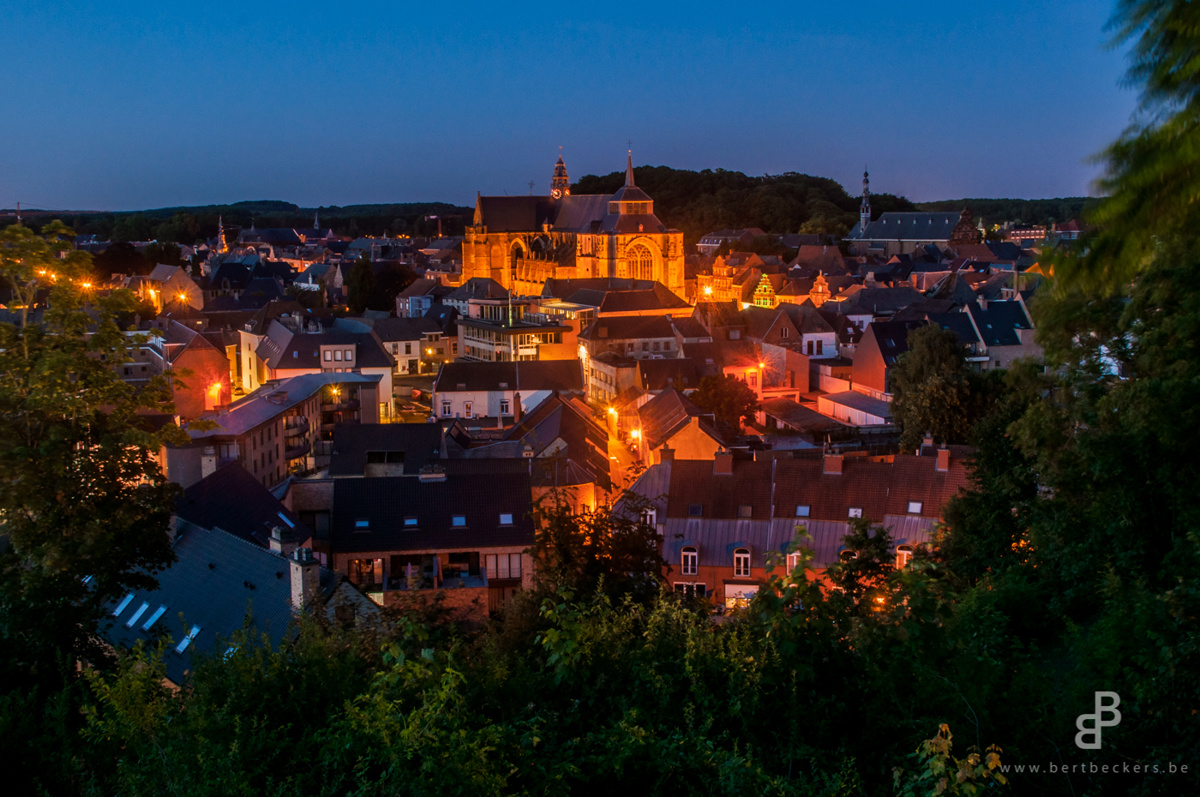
[
  {"x1": 689, "y1": 374, "x2": 759, "y2": 429},
  {"x1": 0, "y1": 222, "x2": 182, "y2": 792},
  {"x1": 529, "y1": 489, "x2": 665, "y2": 602},
  {"x1": 344, "y1": 255, "x2": 375, "y2": 314},
  {"x1": 890, "y1": 324, "x2": 998, "y2": 452}
]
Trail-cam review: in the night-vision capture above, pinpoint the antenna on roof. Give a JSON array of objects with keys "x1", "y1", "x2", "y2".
[{"x1": 528, "y1": 180, "x2": 535, "y2": 195}]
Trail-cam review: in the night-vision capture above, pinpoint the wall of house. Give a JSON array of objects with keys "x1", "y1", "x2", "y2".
[
  {"x1": 850, "y1": 331, "x2": 888, "y2": 394},
  {"x1": 434, "y1": 388, "x2": 552, "y2": 420},
  {"x1": 172, "y1": 348, "x2": 232, "y2": 420},
  {"x1": 655, "y1": 420, "x2": 721, "y2": 462}
]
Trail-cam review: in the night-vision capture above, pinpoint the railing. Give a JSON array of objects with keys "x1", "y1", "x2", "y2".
[{"x1": 284, "y1": 441, "x2": 311, "y2": 461}]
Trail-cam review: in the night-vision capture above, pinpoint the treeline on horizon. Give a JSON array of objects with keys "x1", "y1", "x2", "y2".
[{"x1": 3, "y1": 171, "x2": 1091, "y2": 249}]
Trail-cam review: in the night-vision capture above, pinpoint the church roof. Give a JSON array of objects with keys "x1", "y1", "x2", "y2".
[
  {"x1": 851, "y1": 212, "x2": 966, "y2": 242},
  {"x1": 474, "y1": 196, "x2": 558, "y2": 232}
]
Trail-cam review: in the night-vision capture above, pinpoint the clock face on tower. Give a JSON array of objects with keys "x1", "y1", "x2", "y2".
[{"x1": 551, "y1": 187, "x2": 563, "y2": 199}]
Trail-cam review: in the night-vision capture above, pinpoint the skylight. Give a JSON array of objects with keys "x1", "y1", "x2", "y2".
[
  {"x1": 113, "y1": 594, "x2": 134, "y2": 616},
  {"x1": 142, "y1": 605, "x2": 168, "y2": 630},
  {"x1": 277, "y1": 511, "x2": 295, "y2": 528},
  {"x1": 175, "y1": 625, "x2": 201, "y2": 654},
  {"x1": 125, "y1": 602, "x2": 150, "y2": 628}
]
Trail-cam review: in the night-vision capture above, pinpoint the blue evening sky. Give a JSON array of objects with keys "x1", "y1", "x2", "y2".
[{"x1": 0, "y1": 1, "x2": 1134, "y2": 211}]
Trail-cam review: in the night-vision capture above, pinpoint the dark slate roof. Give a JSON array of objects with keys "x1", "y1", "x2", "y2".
[
  {"x1": 967, "y1": 301, "x2": 1031, "y2": 346},
  {"x1": 328, "y1": 423, "x2": 448, "y2": 477},
  {"x1": 366, "y1": 316, "x2": 444, "y2": 342},
  {"x1": 637, "y1": 388, "x2": 724, "y2": 451},
  {"x1": 208, "y1": 261, "x2": 253, "y2": 290},
  {"x1": 256, "y1": 320, "x2": 394, "y2": 370},
  {"x1": 986, "y1": 241, "x2": 1024, "y2": 261},
  {"x1": 541, "y1": 277, "x2": 658, "y2": 300},
  {"x1": 330, "y1": 472, "x2": 535, "y2": 553},
  {"x1": 590, "y1": 283, "x2": 690, "y2": 314},
  {"x1": 238, "y1": 277, "x2": 288, "y2": 309},
  {"x1": 476, "y1": 196, "x2": 558, "y2": 232},
  {"x1": 928, "y1": 312, "x2": 981, "y2": 346},
  {"x1": 551, "y1": 195, "x2": 610, "y2": 233},
  {"x1": 579, "y1": 315, "x2": 676, "y2": 342},
  {"x1": 637, "y1": 358, "x2": 699, "y2": 391},
  {"x1": 503, "y1": 395, "x2": 611, "y2": 490},
  {"x1": 176, "y1": 463, "x2": 310, "y2": 547},
  {"x1": 778, "y1": 303, "x2": 836, "y2": 335},
  {"x1": 104, "y1": 523, "x2": 335, "y2": 685},
  {"x1": 840, "y1": 286, "x2": 924, "y2": 315},
  {"x1": 867, "y1": 319, "x2": 927, "y2": 366},
  {"x1": 433, "y1": 360, "x2": 583, "y2": 394},
  {"x1": 446, "y1": 277, "x2": 509, "y2": 302},
  {"x1": 851, "y1": 212, "x2": 965, "y2": 242}
]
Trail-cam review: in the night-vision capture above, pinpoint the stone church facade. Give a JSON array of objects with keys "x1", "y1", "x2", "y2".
[{"x1": 463, "y1": 153, "x2": 685, "y2": 298}]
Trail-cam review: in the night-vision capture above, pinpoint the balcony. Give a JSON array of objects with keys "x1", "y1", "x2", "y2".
[
  {"x1": 284, "y1": 441, "x2": 311, "y2": 461},
  {"x1": 321, "y1": 399, "x2": 360, "y2": 412},
  {"x1": 284, "y1": 417, "x2": 309, "y2": 437}
]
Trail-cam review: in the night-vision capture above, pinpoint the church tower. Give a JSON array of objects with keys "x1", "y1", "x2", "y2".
[
  {"x1": 859, "y1": 168, "x2": 871, "y2": 236},
  {"x1": 551, "y1": 153, "x2": 570, "y2": 199},
  {"x1": 217, "y1": 215, "x2": 228, "y2": 254}
]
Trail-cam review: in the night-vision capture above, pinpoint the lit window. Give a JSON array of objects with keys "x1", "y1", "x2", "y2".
[
  {"x1": 344, "y1": 349, "x2": 353, "y2": 360},
  {"x1": 334, "y1": 350, "x2": 342, "y2": 361},
  {"x1": 906, "y1": 501, "x2": 923, "y2": 514},
  {"x1": 142, "y1": 605, "x2": 168, "y2": 630},
  {"x1": 499, "y1": 513, "x2": 513, "y2": 525},
  {"x1": 896, "y1": 544, "x2": 915, "y2": 569},
  {"x1": 786, "y1": 551, "x2": 802, "y2": 571},
  {"x1": 451, "y1": 515, "x2": 466, "y2": 527},
  {"x1": 733, "y1": 548, "x2": 751, "y2": 577},
  {"x1": 324, "y1": 350, "x2": 332, "y2": 361},
  {"x1": 404, "y1": 516, "x2": 418, "y2": 527},
  {"x1": 839, "y1": 549, "x2": 858, "y2": 562},
  {"x1": 795, "y1": 505, "x2": 810, "y2": 517},
  {"x1": 464, "y1": 402, "x2": 473, "y2": 417},
  {"x1": 175, "y1": 625, "x2": 201, "y2": 654},
  {"x1": 681, "y1": 546, "x2": 698, "y2": 576},
  {"x1": 354, "y1": 518, "x2": 370, "y2": 531},
  {"x1": 737, "y1": 504, "x2": 753, "y2": 519},
  {"x1": 113, "y1": 594, "x2": 134, "y2": 616},
  {"x1": 848, "y1": 507, "x2": 863, "y2": 519}
]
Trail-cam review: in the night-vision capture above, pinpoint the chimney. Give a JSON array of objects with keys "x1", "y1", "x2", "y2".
[
  {"x1": 269, "y1": 525, "x2": 284, "y2": 555},
  {"x1": 656, "y1": 445, "x2": 675, "y2": 465},
  {"x1": 713, "y1": 450, "x2": 733, "y2": 475},
  {"x1": 921, "y1": 434, "x2": 934, "y2": 455},
  {"x1": 200, "y1": 446, "x2": 217, "y2": 479},
  {"x1": 289, "y1": 547, "x2": 320, "y2": 611},
  {"x1": 823, "y1": 453, "x2": 844, "y2": 475},
  {"x1": 936, "y1": 447, "x2": 951, "y2": 473}
]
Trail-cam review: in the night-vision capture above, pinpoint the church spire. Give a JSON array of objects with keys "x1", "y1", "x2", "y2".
[
  {"x1": 625, "y1": 148, "x2": 635, "y2": 187},
  {"x1": 217, "y1": 215, "x2": 228, "y2": 254},
  {"x1": 314, "y1": 208, "x2": 319, "y2": 229},
  {"x1": 551, "y1": 148, "x2": 570, "y2": 199},
  {"x1": 859, "y1": 167, "x2": 871, "y2": 237}
]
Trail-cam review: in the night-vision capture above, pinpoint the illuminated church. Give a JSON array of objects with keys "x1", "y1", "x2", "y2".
[{"x1": 463, "y1": 151, "x2": 685, "y2": 297}]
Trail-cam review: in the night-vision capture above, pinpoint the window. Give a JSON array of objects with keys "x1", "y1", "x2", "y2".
[
  {"x1": 463, "y1": 401, "x2": 473, "y2": 418},
  {"x1": 780, "y1": 326, "x2": 789, "y2": 338},
  {"x1": 334, "y1": 350, "x2": 343, "y2": 361},
  {"x1": 681, "y1": 546, "x2": 698, "y2": 576},
  {"x1": 895, "y1": 544, "x2": 915, "y2": 569},
  {"x1": 354, "y1": 518, "x2": 370, "y2": 531},
  {"x1": 405, "y1": 342, "x2": 412, "y2": 355},
  {"x1": 688, "y1": 504, "x2": 703, "y2": 517},
  {"x1": 747, "y1": 371, "x2": 757, "y2": 388},
  {"x1": 404, "y1": 516, "x2": 418, "y2": 527},
  {"x1": 737, "y1": 504, "x2": 753, "y2": 519},
  {"x1": 349, "y1": 558, "x2": 382, "y2": 587},
  {"x1": 441, "y1": 401, "x2": 451, "y2": 417},
  {"x1": 674, "y1": 582, "x2": 706, "y2": 598},
  {"x1": 642, "y1": 342, "x2": 649, "y2": 352},
  {"x1": 324, "y1": 350, "x2": 332, "y2": 362},
  {"x1": 839, "y1": 549, "x2": 858, "y2": 562},
  {"x1": 733, "y1": 548, "x2": 751, "y2": 577},
  {"x1": 451, "y1": 515, "x2": 466, "y2": 527},
  {"x1": 806, "y1": 340, "x2": 814, "y2": 355},
  {"x1": 795, "y1": 505, "x2": 810, "y2": 517},
  {"x1": 175, "y1": 625, "x2": 201, "y2": 654},
  {"x1": 848, "y1": 507, "x2": 863, "y2": 519},
  {"x1": 816, "y1": 340, "x2": 824, "y2": 355},
  {"x1": 344, "y1": 349, "x2": 353, "y2": 360},
  {"x1": 786, "y1": 551, "x2": 802, "y2": 571},
  {"x1": 499, "y1": 399, "x2": 510, "y2": 415},
  {"x1": 663, "y1": 341, "x2": 671, "y2": 351},
  {"x1": 641, "y1": 509, "x2": 656, "y2": 528},
  {"x1": 485, "y1": 553, "x2": 522, "y2": 579},
  {"x1": 499, "y1": 513, "x2": 513, "y2": 525},
  {"x1": 906, "y1": 501, "x2": 923, "y2": 514},
  {"x1": 652, "y1": 341, "x2": 660, "y2": 351},
  {"x1": 628, "y1": 243, "x2": 654, "y2": 281}
]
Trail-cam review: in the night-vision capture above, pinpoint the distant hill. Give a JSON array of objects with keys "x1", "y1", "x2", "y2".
[
  {"x1": 573, "y1": 166, "x2": 916, "y2": 246},
  {"x1": 915, "y1": 197, "x2": 1097, "y2": 227},
  {"x1": 3, "y1": 201, "x2": 474, "y2": 244}
]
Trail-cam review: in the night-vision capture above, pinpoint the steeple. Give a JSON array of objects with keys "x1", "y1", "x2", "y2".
[
  {"x1": 473, "y1": 192, "x2": 483, "y2": 227},
  {"x1": 625, "y1": 149, "x2": 635, "y2": 187},
  {"x1": 859, "y1": 167, "x2": 871, "y2": 237},
  {"x1": 217, "y1": 216, "x2": 228, "y2": 254},
  {"x1": 314, "y1": 208, "x2": 319, "y2": 230},
  {"x1": 551, "y1": 148, "x2": 570, "y2": 199}
]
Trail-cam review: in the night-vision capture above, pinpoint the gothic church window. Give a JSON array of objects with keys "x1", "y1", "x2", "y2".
[{"x1": 628, "y1": 243, "x2": 653, "y2": 281}]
